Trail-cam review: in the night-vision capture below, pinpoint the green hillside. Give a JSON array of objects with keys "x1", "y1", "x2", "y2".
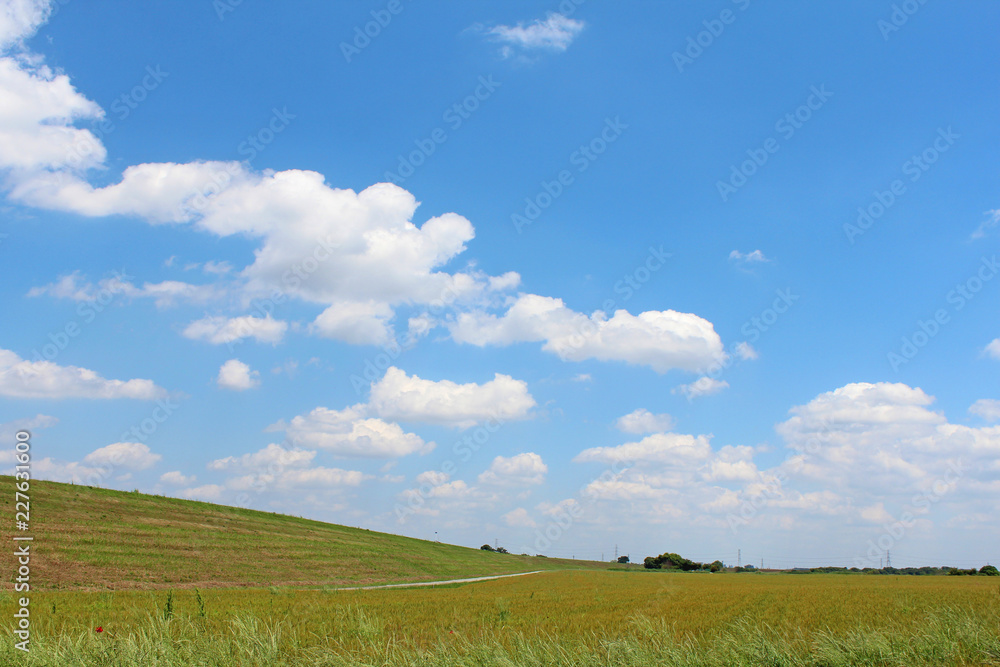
[{"x1": 0, "y1": 476, "x2": 605, "y2": 591}]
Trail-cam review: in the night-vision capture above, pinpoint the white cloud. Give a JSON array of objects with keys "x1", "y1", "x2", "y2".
[
  {"x1": 184, "y1": 315, "x2": 287, "y2": 345},
  {"x1": 971, "y1": 209, "x2": 999, "y2": 240},
  {"x1": 450, "y1": 294, "x2": 726, "y2": 374},
  {"x1": 502, "y1": 507, "x2": 537, "y2": 528},
  {"x1": 216, "y1": 359, "x2": 260, "y2": 391},
  {"x1": 271, "y1": 467, "x2": 369, "y2": 489},
  {"x1": 28, "y1": 271, "x2": 221, "y2": 308},
  {"x1": 0, "y1": 0, "x2": 51, "y2": 49},
  {"x1": 478, "y1": 452, "x2": 547, "y2": 485},
  {"x1": 484, "y1": 12, "x2": 584, "y2": 58},
  {"x1": 369, "y1": 366, "x2": 536, "y2": 428},
  {"x1": 179, "y1": 484, "x2": 225, "y2": 501},
  {"x1": 673, "y1": 376, "x2": 729, "y2": 399},
  {"x1": 283, "y1": 405, "x2": 433, "y2": 458},
  {"x1": 735, "y1": 342, "x2": 758, "y2": 360},
  {"x1": 207, "y1": 443, "x2": 315, "y2": 472},
  {"x1": 616, "y1": 409, "x2": 675, "y2": 435},
  {"x1": 0, "y1": 348, "x2": 167, "y2": 399},
  {"x1": 576, "y1": 432, "x2": 712, "y2": 465},
  {"x1": 969, "y1": 399, "x2": 1000, "y2": 422},
  {"x1": 729, "y1": 249, "x2": 769, "y2": 263},
  {"x1": 202, "y1": 260, "x2": 232, "y2": 275},
  {"x1": 160, "y1": 470, "x2": 196, "y2": 485},
  {"x1": 311, "y1": 300, "x2": 394, "y2": 346},
  {"x1": 416, "y1": 470, "x2": 450, "y2": 486},
  {"x1": 82, "y1": 442, "x2": 161, "y2": 470},
  {"x1": 0, "y1": 54, "x2": 105, "y2": 173},
  {"x1": 984, "y1": 338, "x2": 1000, "y2": 360},
  {"x1": 15, "y1": 165, "x2": 511, "y2": 345},
  {"x1": 773, "y1": 382, "x2": 1000, "y2": 499},
  {"x1": 0, "y1": 414, "x2": 56, "y2": 442}
]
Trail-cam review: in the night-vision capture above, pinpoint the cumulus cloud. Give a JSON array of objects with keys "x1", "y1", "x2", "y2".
[
  {"x1": 216, "y1": 359, "x2": 260, "y2": 391},
  {"x1": 450, "y1": 294, "x2": 726, "y2": 374},
  {"x1": 283, "y1": 405, "x2": 433, "y2": 458},
  {"x1": 774, "y1": 382, "x2": 999, "y2": 500},
  {"x1": 0, "y1": 348, "x2": 167, "y2": 399},
  {"x1": 0, "y1": 0, "x2": 51, "y2": 49},
  {"x1": 576, "y1": 433, "x2": 712, "y2": 465},
  {"x1": 184, "y1": 315, "x2": 287, "y2": 345},
  {"x1": 483, "y1": 12, "x2": 585, "y2": 59},
  {"x1": 0, "y1": 51, "x2": 105, "y2": 174},
  {"x1": 729, "y1": 249, "x2": 769, "y2": 263},
  {"x1": 179, "y1": 484, "x2": 224, "y2": 501},
  {"x1": 0, "y1": 414, "x2": 56, "y2": 442},
  {"x1": 83, "y1": 442, "x2": 161, "y2": 470},
  {"x1": 969, "y1": 399, "x2": 1000, "y2": 422},
  {"x1": 478, "y1": 452, "x2": 547, "y2": 485},
  {"x1": 15, "y1": 165, "x2": 510, "y2": 345},
  {"x1": 673, "y1": 376, "x2": 729, "y2": 399},
  {"x1": 502, "y1": 507, "x2": 537, "y2": 528},
  {"x1": 735, "y1": 342, "x2": 758, "y2": 360},
  {"x1": 160, "y1": 470, "x2": 196, "y2": 486},
  {"x1": 369, "y1": 366, "x2": 536, "y2": 428},
  {"x1": 984, "y1": 338, "x2": 1000, "y2": 360},
  {"x1": 616, "y1": 409, "x2": 675, "y2": 435},
  {"x1": 207, "y1": 443, "x2": 315, "y2": 472}
]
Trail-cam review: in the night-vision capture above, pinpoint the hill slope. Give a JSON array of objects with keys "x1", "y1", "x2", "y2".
[{"x1": 0, "y1": 476, "x2": 603, "y2": 590}]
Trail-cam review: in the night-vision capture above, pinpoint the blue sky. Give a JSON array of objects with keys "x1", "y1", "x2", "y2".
[{"x1": 0, "y1": 0, "x2": 998, "y2": 568}]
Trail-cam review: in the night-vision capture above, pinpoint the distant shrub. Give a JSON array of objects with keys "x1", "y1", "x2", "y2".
[
  {"x1": 617, "y1": 556, "x2": 630, "y2": 564},
  {"x1": 480, "y1": 544, "x2": 495, "y2": 552}
]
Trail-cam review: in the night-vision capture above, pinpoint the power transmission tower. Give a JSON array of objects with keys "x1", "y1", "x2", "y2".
[
  {"x1": 886, "y1": 550, "x2": 891, "y2": 568},
  {"x1": 615, "y1": 544, "x2": 618, "y2": 561},
  {"x1": 738, "y1": 549, "x2": 741, "y2": 567}
]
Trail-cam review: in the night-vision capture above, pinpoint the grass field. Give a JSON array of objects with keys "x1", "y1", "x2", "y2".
[
  {"x1": 2, "y1": 571, "x2": 998, "y2": 665},
  {"x1": 2, "y1": 478, "x2": 999, "y2": 665},
  {"x1": 0, "y1": 476, "x2": 603, "y2": 590}
]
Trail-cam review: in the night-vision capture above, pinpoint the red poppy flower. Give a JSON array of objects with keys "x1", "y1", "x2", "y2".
[{"x1": 96, "y1": 626, "x2": 103, "y2": 633}]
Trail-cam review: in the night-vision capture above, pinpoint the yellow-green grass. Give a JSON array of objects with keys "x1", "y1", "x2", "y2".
[
  {"x1": 1, "y1": 570, "x2": 998, "y2": 665},
  {"x1": 0, "y1": 476, "x2": 609, "y2": 590}
]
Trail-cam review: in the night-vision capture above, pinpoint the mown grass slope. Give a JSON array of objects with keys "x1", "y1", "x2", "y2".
[{"x1": 0, "y1": 476, "x2": 606, "y2": 590}]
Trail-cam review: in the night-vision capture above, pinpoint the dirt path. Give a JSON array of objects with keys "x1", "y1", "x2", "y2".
[{"x1": 331, "y1": 570, "x2": 546, "y2": 591}]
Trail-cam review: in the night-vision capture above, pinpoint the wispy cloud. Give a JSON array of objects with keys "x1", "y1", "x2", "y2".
[
  {"x1": 480, "y1": 12, "x2": 585, "y2": 60},
  {"x1": 729, "y1": 249, "x2": 770, "y2": 263},
  {"x1": 971, "y1": 209, "x2": 999, "y2": 240}
]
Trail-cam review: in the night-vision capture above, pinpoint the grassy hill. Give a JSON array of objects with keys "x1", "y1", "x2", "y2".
[{"x1": 0, "y1": 476, "x2": 606, "y2": 591}]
